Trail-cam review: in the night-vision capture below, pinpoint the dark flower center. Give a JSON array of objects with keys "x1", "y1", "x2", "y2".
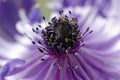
[
  {"x1": 31, "y1": 11, "x2": 93, "y2": 56},
  {"x1": 42, "y1": 16, "x2": 82, "y2": 54}
]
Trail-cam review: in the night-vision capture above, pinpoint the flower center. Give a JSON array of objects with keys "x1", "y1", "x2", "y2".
[
  {"x1": 31, "y1": 11, "x2": 93, "y2": 56},
  {"x1": 42, "y1": 16, "x2": 82, "y2": 54}
]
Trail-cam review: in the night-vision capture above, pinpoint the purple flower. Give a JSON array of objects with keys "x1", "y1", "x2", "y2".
[
  {"x1": 0, "y1": 6, "x2": 120, "y2": 79},
  {"x1": 0, "y1": 0, "x2": 120, "y2": 80}
]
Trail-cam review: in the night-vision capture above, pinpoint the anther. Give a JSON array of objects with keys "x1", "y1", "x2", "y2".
[
  {"x1": 32, "y1": 41, "x2": 36, "y2": 44},
  {"x1": 65, "y1": 38, "x2": 68, "y2": 43},
  {"x1": 86, "y1": 27, "x2": 89, "y2": 32},
  {"x1": 65, "y1": 15, "x2": 68, "y2": 18},
  {"x1": 32, "y1": 28, "x2": 36, "y2": 32},
  {"x1": 89, "y1": 30, "x2": 93, "y2": 34},
  {"x1": 81, "y1": 43, "x2": 85, "y2": 47},
  {"x1": 59, "y1": 10, "x2": 63, "y2": 15},
  {"x1": 38, "y1": 25, "x2": 41, "y2": 28},
  {"x1": 38, "y1": 48, "x2": 43, "y2": 53},
  {"x1": 36, "y1": 27, "x2": 38, "y2": 31},
  {"x1": 48, "y1": 22, "x2": 51, "y2": 25},
  {"x1": 41, "y1": 58, "x2": 45, "y2": 61},
  {"x1": 68, "y1": 10, "x2": 72, "y2": 14},
  {"x1": 43, "y1": 16, "x2": 45, "y2": 20},
  {"x1": 83, "y1": 27, "x2": 90, "y2": 36},
  {"x1": 38, "y1": 41, "x2": 41, "y2": 44},
  {"x1": 51, "y1": 17, "x2": 57, "y2": 22}
]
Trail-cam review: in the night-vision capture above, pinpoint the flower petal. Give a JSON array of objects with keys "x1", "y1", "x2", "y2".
[
  {"x1": 28, "y1": 5, "x2": 42, "y2": 24},
  {"x1": 20, "y1": 0, "x2": 35, "y2": 15},
  {"x1": 0, "y1": 59, "x2": 25, "y2": 80},
  {"x1": 0, "y1": 1, "x2": 20, "y2": 41}
]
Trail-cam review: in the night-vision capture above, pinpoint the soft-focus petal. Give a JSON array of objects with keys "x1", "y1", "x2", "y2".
[
  {"x1": 48, "y1": 0, "x2": 120, "y2": 18},
  {"x1": 0, "y1": 0, "x2": 43, "y2": 62},
  {"x1": 0, "y1": 59, "x2": 25, "y2": 80},
  {"x1": 0, "y1": 0, "x2": 40, "y2": 41},
  {"x1": 28, "y1": 4, "x2": 42, "y2": 24},
  {"x1": 0, "y1": 37, "x2": 30, "y2": 65},
  {"x1": 62, "y1": 0, "x2": 86, "y2": 7},
  {"x1": 20, "y1": 0, "x2": 35, "y2": 15},
  {"x1": 0, "y1": 0, "x2": 20, "y2": 41}
]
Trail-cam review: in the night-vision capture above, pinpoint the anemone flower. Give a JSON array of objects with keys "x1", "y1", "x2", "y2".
[
  {"x1": 0, "y1": 1, "x2": 42, "y2": 65},
  {"x1": 0, "y1": 2, "x2": 120, "y2": 79}
]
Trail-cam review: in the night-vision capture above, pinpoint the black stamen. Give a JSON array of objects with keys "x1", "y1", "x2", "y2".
[
  {"x1": 89, "y1": 30, "x2": 93, "y2": 34},
  {"x1": 38, "y1": 25, "x2": 41, "y2": 28},
  {"x1": 48, "y1": 22, "x2": 51, "y2": 25},
  {"x1": 32, "y1": 41, "x2": 35, "y2": 44},
  {"x1": 81, "y1": 43, "x2": 85, "y2": 47},
  {"x1": 32, "y1": 28, "x2": 35, "y2": 32},
  {"x1": 36, "y1": 27, "x2": 38, "y2": 31},
  {"x1": 83, "y1": 27, "x2": 90, "y2": 36},
  {"x1": 65, "y1": 15, "x2": 68, "y2": 18},
  {"x1": 86, "y1": 27, "x2": 89, "y2": 32},
  {"x1": 38, "y1": 48, "x2": 43, "y2": 52},
  {"x1": 41, "y1": 58, "x2": 45, "y2": 61},
  {"x1": 43, "y1": 16, "x2": 45, "y2": 20},
  {"x1": 32, "y1": 28, "x2": 38, "y2": 34},
  {"x1": 69, "y1": 10, "x2": 71, "y2": 14},
  {"x1": 59, "y1": 10, "x2": 63, "y2": 15},
  {"x1": 51, "y1": 17, "x2": 57, "y2": 22},
  {"x1": 38, "y1": 41, "x2": 41, "y2": 44}
]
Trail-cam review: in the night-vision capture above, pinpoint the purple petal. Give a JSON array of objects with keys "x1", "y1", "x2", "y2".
[
  {"x1": 0, "y1": 1, "x2": 20, "y2": 41},
  {"x1": 84, "y1": 34, "x2": 120, "y2": 51},
  {"x1": 62, "y1": 0, "x2": 86, "y2": 7},
  {"x1": 78, "y1": 50, "x2": 120, "y2": 79},
  {"x1": 49, "y1": 0, "x2": 115, "y2": 17},
  {"x1": 3, "y1": 50, "x2": 120, "y2": 80},
  {"x1": 28, "y1": 5, "x2": 42, "y2": 24},
  {"x1": 6, "y1": 55, "x2": 50, "y2": 79},
  {"x1": 0, "y1": 59, "x2": 25, "y2": 80},
  {"x1": 95, "y1": 0, "x2": 112, "y2": 17},
  {"x1": 20, "y1": 0, "x2": 35, "y2": 15}
]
